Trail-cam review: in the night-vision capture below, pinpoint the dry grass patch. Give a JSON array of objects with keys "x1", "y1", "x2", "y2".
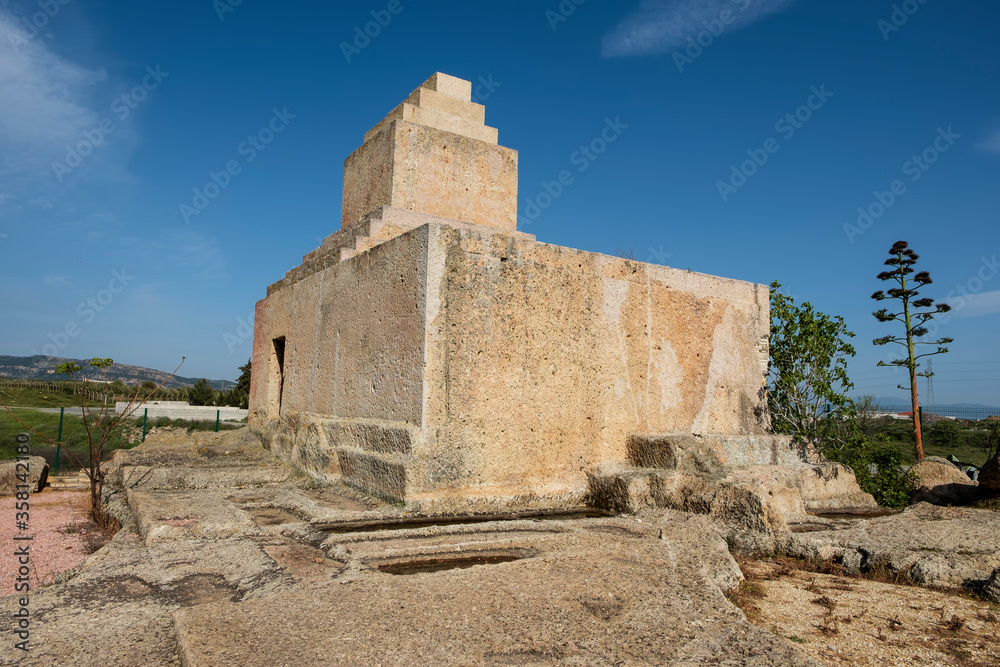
[{"x1": 732, "y1": 556, "x2": 1000, "y2": 666}]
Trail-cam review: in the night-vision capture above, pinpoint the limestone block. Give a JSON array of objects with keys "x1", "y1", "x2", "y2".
[
  {"x1": 421, "y1": 71, "x2": 472, "y2": 100},
  {"x1": 910, "y1": 456, "x2": 978, "y2": 506},
  {"x1": 128, "y1": 489, "x2": 257, "y2": 545},
  {"x1": 405, "y1": 86, "x2": 485, "y2": 123},
  {"x1": 343, "y1": 72, "x2": 514, "y2": 231},
  {"x1": 985, "y1": 567, "x2": 1000, "y2": 603},
  {"x1": 979, "y1": 453, "x2": 1000, "y2": 493},
  {"x1": 788, "y1": 503, "x2": 1000, "y2": 589},
  {"x1": 344, "y1": 121, "x2": 517, "y2": 230},
  {"x1": 364, "y1": 103, "x2": 497, "y2": 144},
  {"x1": 626, "y1": 434, "x2": 724, "y2": 474},
  {"x1": 0, "y1": 455, "x2": 48, "y2": 494},
  {"x1": 252, "y1": 222, "x2": 773, "y2": 507}
]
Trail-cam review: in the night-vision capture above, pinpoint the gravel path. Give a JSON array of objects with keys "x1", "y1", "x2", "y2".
[{"x1": 0, "y1": 490, "x2": 99, "y2": 596}]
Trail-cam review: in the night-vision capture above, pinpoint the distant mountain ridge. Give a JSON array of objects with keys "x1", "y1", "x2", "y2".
[{"x1": 0, "y1": 355, "x2": 235, "y2": 390}]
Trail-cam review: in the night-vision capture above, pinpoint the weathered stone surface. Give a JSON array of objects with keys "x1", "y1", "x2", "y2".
[
  {"x1": 0, "y1": 430, "x2": 825, "y2": 666},
  {"x1": 253, "y1": 221, "x2": 773, "y2": 509},
  {"x1": 0, "y1": 455, "x2": 48, "y2": 494},
  {"x1": 587, "y1": 460, "x2": 875, "y2": 554},
  {"x1": 106, "y1": 427, "x2": 301, "y2": 493},
  {"x1": 984, "y1": 567, "x2": 1000, "y2": 603},
  {"x1": 342, "y1": 72, "x2": 515, "y2": 231},
  {"x1": 787, "y1": 503, "x2": 1000, "y2": 588},
  {"x1": 107, "y1": 427, "x2": 273, "y2": 471},
  {"x1": 172, "y1": 511, "x2": 817, "y2": 667},
  {"x1": 129, "y1": 489, "x2": 258, "y2": 545},
  {"x1": 979, "y1": 453, "x2": 1000, "y2": 494},
  {"x1": 788, "y1": 462, "x2": 878, "y2": 512},
  {"x1": 627, "y1": 433, "x2": 725, "y2": 473},
  {"x1": 910, "y1": 455, "x2": 978, "y2": 505},
  {"x1": 251, "y1": 73, "x2": 776, "y2": 509},
  {"x1": 0, "y1": 531, "x2": 290, "y2": 666},
  {"x1": 588, "y1": 433, "x2": 875, "y2": 552}
]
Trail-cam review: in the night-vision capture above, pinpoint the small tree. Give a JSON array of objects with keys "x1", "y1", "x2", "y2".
[
  {"x1": 222, "y1": 360, "x2": 252, "y2": 409},
  {"x1": 854, "y1": 394, "x2": 884, "y2": 442},
  {"x1": 872, "y1": 240, "x2": 953, "y2": 460},
  {"x1": 2, "y1": 357, "x2": 184, "y2": 524},
  {"x1": 768, "y1": 282, "x2": 857, "y2": 449},
  {"x1": 984, "y1": 423, "x2": 1000, "y2": 462},
  {"x1": 769, "y1": 284, "x2": 913, "y2": 506},
  {"x1": 189, "y1": 378, "x2": 214, "y2": 406},
  {"x1": 236, "y1": 359, "x2": 251, "y2": 394}
]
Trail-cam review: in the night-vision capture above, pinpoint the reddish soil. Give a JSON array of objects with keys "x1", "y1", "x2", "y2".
[{"x1": 0, "y1": 490, "x2": 107, "y2": 597}]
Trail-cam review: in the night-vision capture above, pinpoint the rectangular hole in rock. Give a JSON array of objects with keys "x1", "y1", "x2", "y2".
[
  {"x1": 378, "y1": 552, "x2": 527, "y2": 575},
  {"x1": 315, "y1": 508, "x2": 611, "y2": 533}
]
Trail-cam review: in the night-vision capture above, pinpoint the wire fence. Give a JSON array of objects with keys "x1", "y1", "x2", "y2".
[
  {"x1": 0, "y1": 406, "x2": 74, "y2": 472},
  {"x1": 875, "y1": 405, "x2": 1000, "y2": 422},
  {"x1": 1, "y1": 405, "x2": 241, "y2": 472},
  {"x1": 923, "y1": 406, "x2": 1000, "y2": 422}
]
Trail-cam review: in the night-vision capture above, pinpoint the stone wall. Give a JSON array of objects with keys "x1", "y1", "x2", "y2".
[
  {"x1": 250, "y1": 222, "x2": 770, "y2": 508},
  {"x1": 249, "y1": 72, "x2": 772, "y2": 510}
]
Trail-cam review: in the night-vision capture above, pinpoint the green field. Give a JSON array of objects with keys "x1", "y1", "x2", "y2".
[
  {"x1": 0, "y1": 406, "x2": 242, "y2": 471},
  {"x1": 0, "y1": 384, "x2": 85, "y2": 408},
  {"x1": 872, "y1": 417, "x2": 997, "y2": 468}
]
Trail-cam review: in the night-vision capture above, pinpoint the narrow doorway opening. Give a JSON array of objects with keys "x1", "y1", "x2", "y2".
[{"x1": 273, "y1": 336, "x2": 286, "y2": 416}]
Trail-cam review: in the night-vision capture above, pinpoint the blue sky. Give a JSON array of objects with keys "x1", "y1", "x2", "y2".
[{"x1": 0, "y1": 0, "x2": 998, "y2": 404}]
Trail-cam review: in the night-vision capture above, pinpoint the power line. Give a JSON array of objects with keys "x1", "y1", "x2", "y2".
[{"x1": 858, "y1": 378, "x2": 1000, "y2": 387}]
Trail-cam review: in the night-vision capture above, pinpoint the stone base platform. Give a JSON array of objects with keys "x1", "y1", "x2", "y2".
[
  {"x1": 5, "y1": 428, "x2": 1000, "y2": 665},
  {"x1": 586, "y1": 433, "x2": 877, "y2": 550}
]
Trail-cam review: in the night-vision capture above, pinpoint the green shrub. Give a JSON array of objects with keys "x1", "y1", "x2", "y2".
[
  {"x1": 926, "y1": 419, "x2": 964, "y2": 449},
  {"x1": 825, "y1": 437, "x2": 914, "y2": 509}
]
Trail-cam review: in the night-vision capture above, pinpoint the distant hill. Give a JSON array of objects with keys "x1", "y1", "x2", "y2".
[{"x1": 0, "y1": 355, "x2": 235, "y2": 390}]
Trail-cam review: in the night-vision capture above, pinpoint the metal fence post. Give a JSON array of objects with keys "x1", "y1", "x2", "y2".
[
  {"x1": 142, "y1": 408, "x2": 148, "y2": 443},
  {"x1": 215, "y1": 410, "x2": 220, "y2": 432},
  {"x1": 55, "y1": 406, "x2": 64, "y2": 474}
]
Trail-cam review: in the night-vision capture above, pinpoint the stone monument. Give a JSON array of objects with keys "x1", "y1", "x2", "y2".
[{"x1": 249, "y1": 73, "x2": 834, "y2": 514}]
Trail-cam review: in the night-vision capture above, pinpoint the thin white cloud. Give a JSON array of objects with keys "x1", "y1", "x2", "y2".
[
  {"x1": 948, "y1": 290, "x2": 1000, "y2": 318},
  {"x1": 602, "y1": 0, "x2": 797, "y2": 58},
  {"x1": 0, "y1": 8, "x2": 112, "y2": 231},
  {"x1": 118, "y1": 229, "x2": 230, "y2": 284},
  {"x1": 0, "y1": 9, "x2": 143, "y2": 241},
  {"x1": 0, "y1": 10, "x2": 105, "y2": 157},
  {"x1": 977, "y1": 128, "x2": 1000, "y2": 154}
]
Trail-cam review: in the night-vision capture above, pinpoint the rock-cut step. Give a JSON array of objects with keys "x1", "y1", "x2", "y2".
[
  {"x1": 586, "y1": 433, "x2": 878, "y2": 526},
  {"x1": 47, "y1": 469, "x2": 91, "y2": 491}
]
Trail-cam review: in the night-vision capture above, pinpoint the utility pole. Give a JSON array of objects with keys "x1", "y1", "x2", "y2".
[{"x1": 925, "y1": 358, "x2": 936, "y2": 412}]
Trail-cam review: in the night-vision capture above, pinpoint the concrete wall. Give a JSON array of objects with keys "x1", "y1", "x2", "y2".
[{"x1": 116, "y1": 402, "x2": 248, "y2": 422}]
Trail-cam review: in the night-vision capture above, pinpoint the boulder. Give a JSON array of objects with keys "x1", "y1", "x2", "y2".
[
  {"x1": 910, "y1": 456, "x2": 978, "y2": 506},
  {"x1": 985, "y1": 567, "x2": 1000, "y2": 604},
  {"x1": 978, "y1": 454, "x2": 1000, "y2": 495},
  {"x1": 0, "y1": 455, "x2": 49, "y2": 494},
  {"x1": 788, "y1": 503, "x2": 1000, "y2": 589}
]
